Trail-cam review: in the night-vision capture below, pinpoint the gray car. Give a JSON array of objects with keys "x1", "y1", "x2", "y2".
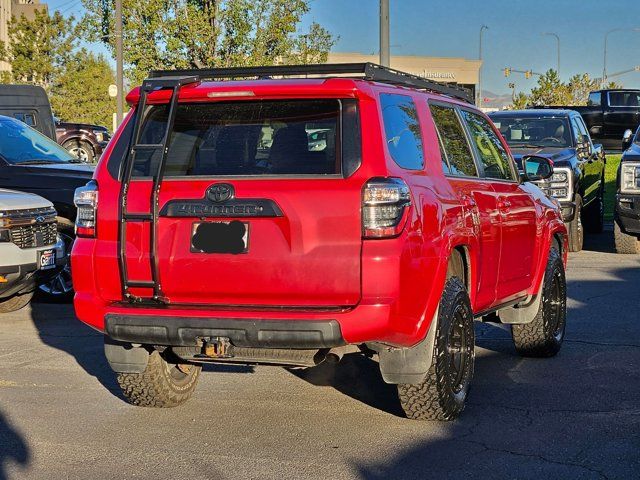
[{"x1": 0, "y1": 189, "x2": 65, "y2": 312}]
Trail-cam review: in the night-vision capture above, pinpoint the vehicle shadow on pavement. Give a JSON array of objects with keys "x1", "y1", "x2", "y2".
[
  {"x1": 0, "y1": 409, "x2": 29, "y2": 480},
  {"x1": 28, "y1": 301, "x2": 124, "y2": 400},
  {"x1": 582, "y1": 228, "x2": 615, "y2": 253},
  {"x1": 353, "y1": 265, "x2": 640, "y2": 479},
  {"x1": 290, "y1": 354, "x2": 405, "y2": 417}
]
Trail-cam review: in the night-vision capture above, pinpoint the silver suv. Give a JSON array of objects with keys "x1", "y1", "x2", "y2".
[{"x1": 0, "y1": 189, "x2": 65, "y2": 312}]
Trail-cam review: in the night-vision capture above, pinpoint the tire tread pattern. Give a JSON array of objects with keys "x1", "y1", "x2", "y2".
[
  {"x1": 397, "y1": 277, "x2": 474, "y2": 421},
  {"x1": 512, "y1": 248, "x2": 566, "y2": 357},
  {"x1": 614, "y1": 222, "x2": 640, "y2": 254},
  {"x1": 116, "y1": 351, "x2": 201, "y2": 408}
]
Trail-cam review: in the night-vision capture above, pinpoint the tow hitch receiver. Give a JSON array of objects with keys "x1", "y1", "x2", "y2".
[{"x1": 198, "y1": 337, "x2": 234, "y2": 359}]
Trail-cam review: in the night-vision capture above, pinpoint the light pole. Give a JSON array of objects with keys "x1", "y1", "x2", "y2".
[
  {"x1": 478, "y1": 25, "x2": 489, "y2": 108},
  {"x1": 603, "y1": 27, "x2": 640, "y2": 87},
  {"x1": 543, "y1": 32, "x2": 560, "y2": 77},
  {"x1": 115, "y1": 0, "x2": 123, "y2": 128},
  {"x1": 380, "y1": 0, "x2": 390, "y2": 67}
]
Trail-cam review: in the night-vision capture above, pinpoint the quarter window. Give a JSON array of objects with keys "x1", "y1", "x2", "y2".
[
  {"x1": 380, "y1": 94, "x2": 424, "y2": 170},
  {"x1": 460, "y1": 110, "x2": 515, "y2": 181},
  {"x1": 429, "y1": 104, "x2": 477, "y2": 177}
]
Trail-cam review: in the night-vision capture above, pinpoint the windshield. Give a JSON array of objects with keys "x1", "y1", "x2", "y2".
[
  {"x1": 0, "y1": 117, "x2": 76, "y2": 165},
  {"x1": 490, "y1": 116, "x2": 572, "y2": 148}
]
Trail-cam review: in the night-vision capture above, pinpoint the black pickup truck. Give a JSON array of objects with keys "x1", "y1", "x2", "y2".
[
  {"x1": 535, "y1": 89, "x2": 640, "y2": 151},
  {"x1": 489, "y1": 109, "x2": 606, "y2": 252},
  {"x1": 614, "y1": 125, "x2": 640, "y2": 254}
]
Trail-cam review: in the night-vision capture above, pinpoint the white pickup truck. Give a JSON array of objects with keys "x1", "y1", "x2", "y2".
[{"x1": 0, "y1": 189, "x2": 65, "y2": 312}]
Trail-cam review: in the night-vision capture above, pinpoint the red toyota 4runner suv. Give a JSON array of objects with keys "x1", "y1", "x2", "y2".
[{"x1": 72, "y1": 64, "x2": 568, "y2": 420}]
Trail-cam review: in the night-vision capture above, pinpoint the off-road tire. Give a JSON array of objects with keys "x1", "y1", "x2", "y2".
[
  {"x1": 568, "y1": 195, "x2": 584, "y2": 252},
  {"x1": 614, "y1": 222, "x2": 640, "y2": 254},
  {"x1": 583, "y1": 180, "x2": 604, "y2": 234},
  {"x1": 397, "y1": 277, "x2": 474, "y2": 421},
  {"x1": 117, "y1": 350, "x2": 201, "y2": 407},
  {"x1": 0, "y1": 290, "x2": 34, "y2": 313},
  {"x1": 512, "y1": 248, "x2": 566, "y2": 357}
]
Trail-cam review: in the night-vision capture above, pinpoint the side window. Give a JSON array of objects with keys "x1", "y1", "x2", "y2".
[
  {"x1": 380, "y1": 94, "x2": 424, "y2": 170},
  {"x1": 587, "y1": 92, "x2": 601, "y2": 107},
  {"x1": 429, "y1": 103, "x2": 478, "y2": 177},
  {"x1": 571, "y1": 117, "x2": 588, "y2": 144},
  {"x1": 460, "y1": 110, "x2": 515, "y2": 181},
  {"x1": 434, "y1": 128, "x2": 453, "y2": 175}
]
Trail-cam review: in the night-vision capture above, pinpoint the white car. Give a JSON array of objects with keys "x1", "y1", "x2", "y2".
[{"x1": 0, "y1": 189, "x2": 65, "y2": 312}]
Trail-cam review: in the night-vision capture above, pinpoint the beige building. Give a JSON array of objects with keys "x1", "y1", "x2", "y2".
[
  {"x1": 327, "y1": 52, "x2": 481, "y2": 99},
  {"x1": 0, "y1": 0, "x2": 48, "y2": 73}
]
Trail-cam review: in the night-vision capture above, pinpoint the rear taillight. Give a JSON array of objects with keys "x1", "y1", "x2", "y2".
[
  {"x1": 362, "y1": 178, "x2": 411, "y2": 238},
  {"x1": 74, "y1": 180, "x2": 98, "y2": 238}
]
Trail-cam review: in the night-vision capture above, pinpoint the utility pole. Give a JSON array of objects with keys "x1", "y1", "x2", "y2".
[
  {"x1": 379, "y1": 0, "x2": 390, "y2": 67},
  {"x1": 115, "y1": 0, "x2": 124, "y2": 128},
  {"x1": 543, "y1": 32, "x2": 560, "y2": 77},
  {"x1": 603, "y1": 27, "x2": 640, "y2": 87},
  {"x1": 478, "y1": 25, "x2": 489, "y2": 107}
]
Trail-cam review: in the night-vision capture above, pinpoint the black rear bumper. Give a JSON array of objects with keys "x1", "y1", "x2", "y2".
[
  {"x1": 104, "y1": 314, "x2": 346, "y2": 349},
  {"x1": 615, "y1": 193, "x2": 640, "y2": 236}
]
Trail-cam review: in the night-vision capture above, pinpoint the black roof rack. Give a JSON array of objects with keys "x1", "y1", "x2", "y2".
[{"x1": 147, "y1": 62, "x2": 473, "y2": 104}]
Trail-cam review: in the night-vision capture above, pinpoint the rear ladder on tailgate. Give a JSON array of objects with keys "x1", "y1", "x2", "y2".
[{"x1": 117, "y1": 75, "x2": 199, "y2": 304}]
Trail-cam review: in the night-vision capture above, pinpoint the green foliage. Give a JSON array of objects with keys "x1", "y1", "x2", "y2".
[
  {"x1": 50, "y1": 49, "x2": 116, "y2": 127},
  {"x1": 528, "y1": 70, "x2": 571, "y2": 106},
  {"x1": 511, "y1": 92, "x2": 530, "y2": 110},
  {"x1": 0, "y1": 10, "x2": 115, "y2": 128},
  {"x1": 80, "y1": 0, "x2": 337, "y2": 84},
  {"x1": 515, "y1": 70, "x2": 624, "y2": 108},
  {"x1": 0, "y1": 10, "x2": 76, "y2": 89}
]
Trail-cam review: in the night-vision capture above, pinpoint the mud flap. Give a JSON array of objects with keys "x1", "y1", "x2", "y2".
[
  {"x1": 497, "y1": 277, "x2": 544, "y2": 325},
  {"x1": 371, "y1": 308, "x2": 438, "y2": 385},
  {"x1": 104, "y1": 336, "x2": 150, "y2": 373}
]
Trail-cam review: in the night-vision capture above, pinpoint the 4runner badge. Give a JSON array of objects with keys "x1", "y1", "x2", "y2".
[{"x1": 207, "y1": 184, "x2": 234, "y2": 203}]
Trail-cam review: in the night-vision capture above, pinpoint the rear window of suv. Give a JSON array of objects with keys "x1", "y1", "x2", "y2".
[{"x1": 108, "y1": 99, "x2": 361, "y2": 178}]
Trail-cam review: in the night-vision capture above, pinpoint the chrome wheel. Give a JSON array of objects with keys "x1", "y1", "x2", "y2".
[
  {"x1": 38, "y1": 232, "x2": 74, "y2": 299},
  {"x1": 68, "y1": 145, "x2": 90, "y2": 163}
]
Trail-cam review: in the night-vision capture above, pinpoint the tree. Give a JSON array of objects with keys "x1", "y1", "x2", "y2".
[
  {"x1": 0, "y1": 10, "x2": 77, "y2": 90},
  {"x1": 528, "y1": 70, "x2": 571, "y2": 106},
  {"x1": 515, "y1": 70, "x2": 624, "y2": 108},
  {"x1": 50, "y1": 49, "x2": 116, "y2": 128},
  {"x1": 510, "y1": 92, "x2": 529, "y2": 110},
  {"x1": 80, "y1": 0, "x2": 336, "y2": 84}
]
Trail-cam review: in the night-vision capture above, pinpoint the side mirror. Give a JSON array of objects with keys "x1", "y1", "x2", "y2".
[
  {"x1": 589, "y1": 125, "x2": 602, "y2": 136},
  {"x1": 623, "y1": 129, "x2": 634, "y2": 151},
  {"x1": 522, "y1": 155, "x2": 553, "y2": 182}
]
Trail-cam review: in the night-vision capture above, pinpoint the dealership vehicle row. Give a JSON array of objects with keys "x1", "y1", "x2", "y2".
[{"x1": 0, "y1": 64, "x2": 638, "y2": 423}]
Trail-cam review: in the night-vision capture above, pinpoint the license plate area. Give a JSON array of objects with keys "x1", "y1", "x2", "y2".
[
  {"x1": 38, "y1": 248, "x2": 56, "y2": 270},
  {"x1": 191, "y1": 221, "x2": 249, "y2": 254}
]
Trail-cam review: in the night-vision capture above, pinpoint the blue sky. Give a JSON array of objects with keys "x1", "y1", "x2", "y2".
[{"x1": 48, "y1": 0, "x2": 640, "y2": 95}]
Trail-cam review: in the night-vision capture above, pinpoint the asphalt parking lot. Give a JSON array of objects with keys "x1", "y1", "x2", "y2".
[{"x1": 0, "y1": 230, "x2": 638, "y2": 480}]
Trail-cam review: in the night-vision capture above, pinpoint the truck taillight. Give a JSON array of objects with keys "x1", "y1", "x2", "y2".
[
  {"x1": 74, "y1": 180, "x2": 98, "y2": 238},
  {"x1": 362, "y1": 178, "x2": 411, "y2": 238}
]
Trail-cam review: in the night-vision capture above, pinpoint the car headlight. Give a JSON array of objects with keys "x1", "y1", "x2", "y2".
[
  {"x1": 92, "y1": 130, "x2": 106, "y2": 142},
  {"x1": 536, "y1": 167, "x2": 572, "y2": 202},
  {"x1": 621, "y1": 162, "x2": 640, "y2": 194}
]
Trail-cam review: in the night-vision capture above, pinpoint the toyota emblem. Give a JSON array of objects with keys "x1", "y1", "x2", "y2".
[{"x1": 206, "y1": 184, "x2": 234, "y2": 203}]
